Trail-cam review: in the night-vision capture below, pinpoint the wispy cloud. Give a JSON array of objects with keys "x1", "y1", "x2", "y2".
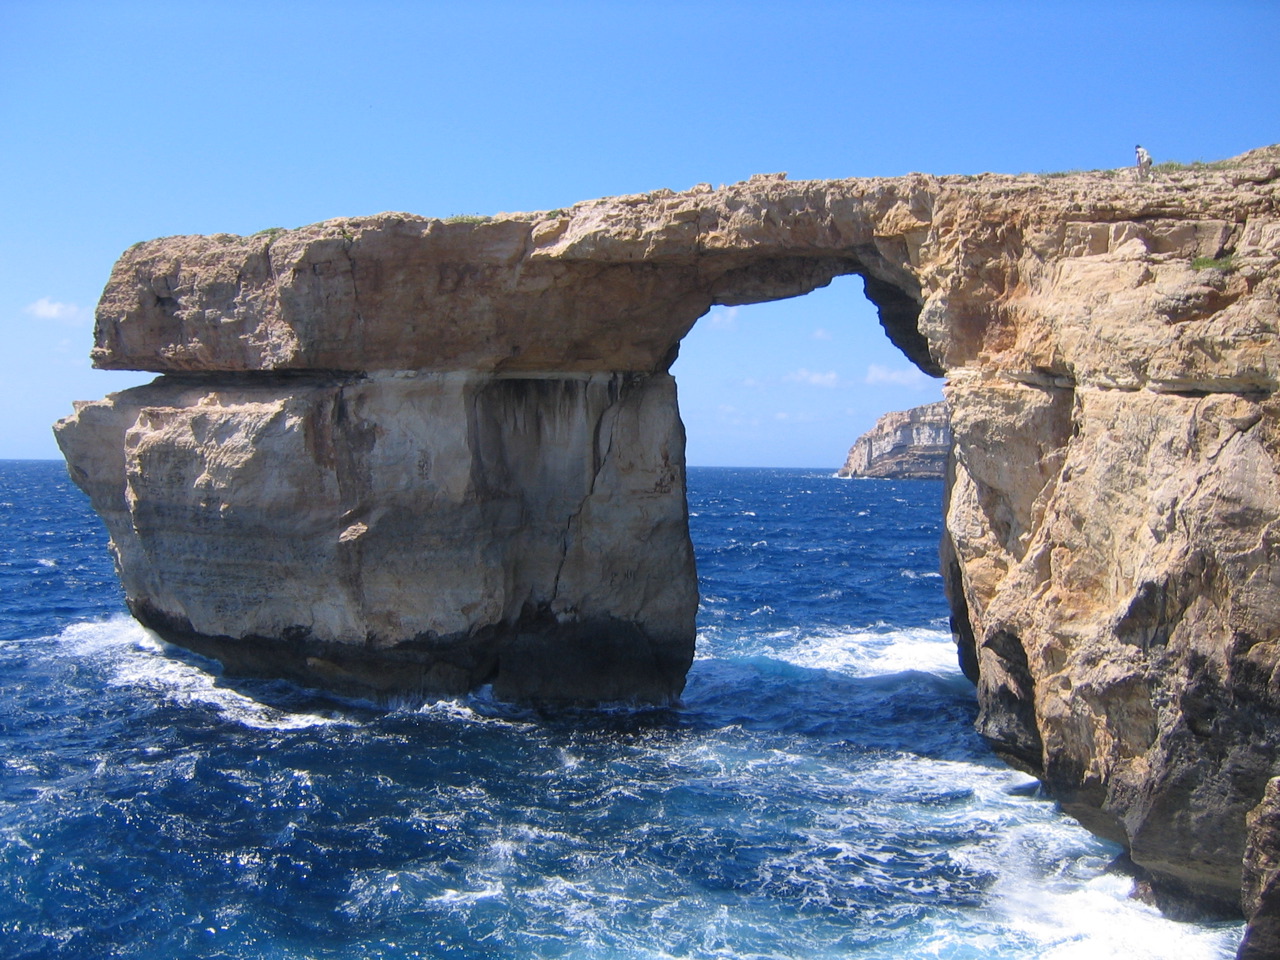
[
  {"x1": 865, "y1": 363, "x2": 928, "y2": 388},
  {"x1": 812, "y1": 328, "x2": 833, "y2": 341},
  {"x1": 707, "y1": 306, "x2": 739, "y2": 329},
  {"x1": 785, "y1": 368, "x2": 840, "y2": 388},
  {"x1": 25, "y1": 297, "x2": 89, "y2": 325}
]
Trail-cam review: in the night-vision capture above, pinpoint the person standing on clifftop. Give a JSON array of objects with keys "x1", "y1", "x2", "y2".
[{"x1": 1135, "y1": 144, "x2": 1153, "y2": 180}]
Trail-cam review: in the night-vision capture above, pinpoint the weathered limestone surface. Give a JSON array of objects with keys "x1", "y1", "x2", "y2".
[
  {"x1": 1241, "y1": 778, "x2": 1280, "y2": 958},
  {"x1": 58, "y1": 148, "x2": 1280, "y2": 949},
  {"x1": 837, "y1": 401, "x2": 951, "y2": 478},
  {"x1": 59, "y1": 371, "x2": 694, "y2": 702}
]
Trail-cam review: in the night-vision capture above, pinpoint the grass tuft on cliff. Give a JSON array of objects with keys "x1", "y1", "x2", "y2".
[
  {"x1": 1191, "y1": 255, "x2": 1236, "y2": 272},
  {"x1": 1154, "y1": 158, "x2": 1239, "y2": 173}
]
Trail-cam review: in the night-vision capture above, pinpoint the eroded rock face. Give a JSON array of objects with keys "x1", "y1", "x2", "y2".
[
  {"x1": 59, "y1": 148, "x2": 1280, "y2": 946},
  {"x1": 59, "y1": 371, "x2": 695, "y2": 702},
  {"x1": 951, "y1": 385, "x2": 1280, "y2": 914},
  {"x1": 1241, "y1": 778, "x2": 1280, "y2": 958},
  {"x1": 837, "y1": 401, "x2": 951, "y2": 479}
]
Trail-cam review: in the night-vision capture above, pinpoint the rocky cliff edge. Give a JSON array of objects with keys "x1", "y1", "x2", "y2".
[
  {"x1": 58, "y1": 148, "x2": 1280, "y2": 953},
  {"x1": 838, "y1": 401, "x2": 951, "y2": 478}
]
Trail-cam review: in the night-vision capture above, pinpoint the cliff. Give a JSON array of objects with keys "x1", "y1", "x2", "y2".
[
  {"x1": 57, "y1": 147, "x2": 1280, "y2": 952},
  {"x1": 838, "y1": 401, "x2": 951, "y2": 478}
]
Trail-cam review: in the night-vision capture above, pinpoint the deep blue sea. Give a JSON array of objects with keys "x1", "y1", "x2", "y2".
[{"x1": 0, "y1": 461, "x2": 1244, "y2": 959}]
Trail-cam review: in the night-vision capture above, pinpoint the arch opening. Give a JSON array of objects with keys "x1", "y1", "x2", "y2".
[{"x1": 672, "y1": 273, "x2": 944, "y2": 469}]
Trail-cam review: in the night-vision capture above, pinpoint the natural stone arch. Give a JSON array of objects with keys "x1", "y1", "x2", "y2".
[
  {"x1": 90, "y1": 206, "x2": 938, "y2": 379},
  {"x1": 70, "y1": 182, "x2": 950, "y2": 708},
  {"x1": 56, "y1": 148, "x2": 1280, "y2": 943}
]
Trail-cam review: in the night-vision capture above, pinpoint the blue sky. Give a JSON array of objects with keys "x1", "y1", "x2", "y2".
[{"x1": 2, "y1": 1, "x2": 1277, "y2": 465}]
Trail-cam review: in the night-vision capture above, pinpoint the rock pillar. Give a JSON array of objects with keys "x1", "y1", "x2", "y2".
[{"x1": 59, "y1": 370, "x2": 695, "y2": 702}]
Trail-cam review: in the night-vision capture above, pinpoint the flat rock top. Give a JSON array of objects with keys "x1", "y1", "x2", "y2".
[{"x1": 92, "y1": 146, "x2": 1280, "y2": 381}]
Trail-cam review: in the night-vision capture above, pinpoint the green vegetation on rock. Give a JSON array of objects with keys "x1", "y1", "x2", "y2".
[{"x1": 1191, "y1": 255, "x2": 1236, "y2": 271}]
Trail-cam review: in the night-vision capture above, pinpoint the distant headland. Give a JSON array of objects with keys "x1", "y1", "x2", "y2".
[{"x1": 837, "y1": 402, "x2": 950, "y2": 479}]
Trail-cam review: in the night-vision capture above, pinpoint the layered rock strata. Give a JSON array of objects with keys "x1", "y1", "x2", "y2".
[
  {"x1": 837, "y1": 401, "x2": 951, "y2": 478},
  {"x1": 59, "y1": 371, "x2": 694, "y2": 702},
  {"x1": 58, "y1": 149, "x2": 1280, "y2": 950}
]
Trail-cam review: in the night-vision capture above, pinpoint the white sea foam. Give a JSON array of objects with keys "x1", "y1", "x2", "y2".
[
  {"x1": 426, "y1": 881, "x2": 505, "y2": 906},
  {"x1": 50, "y1": 614, "x2": 146, "y2": 657},
  {"x1": 991, "y1": 862, "x2": 1242, "y2": 959},
  {"x1": 898, "y1": 762, "x2": 1245, "y2": 959},
  {"x1": 771, "y1": 750, "x2": 1244, "y2": 958},
  {"x1": 899, "y1": 568, "x2": 942, "y2": 579},
  {"x1": 55, "y1": 615, "x2": 348, "y2": 730},
  {"x1": 773, "y1": 625, "x2": 961, "y2": 678}
]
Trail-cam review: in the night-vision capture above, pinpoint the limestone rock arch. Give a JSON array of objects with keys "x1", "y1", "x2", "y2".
[{"x1": 56, "y1": 147, "x2": 1280, "y2": 943}]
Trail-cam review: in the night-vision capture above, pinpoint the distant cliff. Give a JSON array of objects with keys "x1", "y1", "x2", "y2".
[{"x1": 838, "y1": 402, "x2": 950, "y2": 478}]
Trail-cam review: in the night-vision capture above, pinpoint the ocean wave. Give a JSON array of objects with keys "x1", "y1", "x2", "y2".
[
  {"x1": 1, "y1": 465, "x2": 1246, "y2": 959},
  {"x1": 898, "y1": 568, "x2": 943, "y2": 580},
  {"x1": 54, "y1": 616, "x2": 351, "y2": 731},
  {"x1": 994, "y1": 863, "x2": 1241, "y2": 959},
  {"x1": 756, "y1": 625, "x2": 962, "y2": 679}
]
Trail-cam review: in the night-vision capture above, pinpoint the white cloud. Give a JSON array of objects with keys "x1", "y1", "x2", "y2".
[
  {"x1": 25, "y1": 297, "x2": 88, "y2": 324},
  {"x1": 785, "y1": 368, "x2": 840, "y2": 388},
  {"x1": 865, "y1": 363, "x2": 928, "y2": 388},
  {"x1": 812, "y1": 327, "x2": 833, "y2": 340},
  {"x1": 708, "y1": 305, "x2": 739, "y2": 329}
]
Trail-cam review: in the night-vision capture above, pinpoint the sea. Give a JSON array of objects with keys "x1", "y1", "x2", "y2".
[{"x1": 0, "y1": 460, "x2": 1246, "y2": 959}]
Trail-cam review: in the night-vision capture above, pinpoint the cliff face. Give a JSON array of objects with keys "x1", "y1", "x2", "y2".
[
  {"x1": 58, "y1": 148, "x2": 1280, "y2": 947},
  {"x1": 838, "y1": 401, "x2": 950, "y2": 478},
  {"x1": 58, "y1": 371, "x2": 694, "y2": 702}
]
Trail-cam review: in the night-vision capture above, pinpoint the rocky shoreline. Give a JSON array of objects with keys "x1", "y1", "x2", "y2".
[{"x1": 57, "y1": 147, "x2": 1280, "y2": 953}]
